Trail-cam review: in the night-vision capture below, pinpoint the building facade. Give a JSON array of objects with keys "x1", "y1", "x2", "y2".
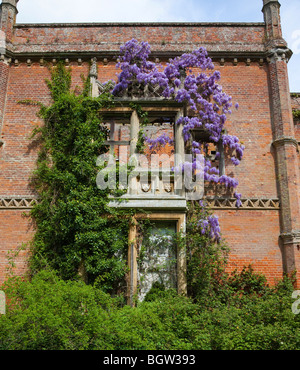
[{"x1": 0, "y1": 0, "x2": 300, "y2": 295}]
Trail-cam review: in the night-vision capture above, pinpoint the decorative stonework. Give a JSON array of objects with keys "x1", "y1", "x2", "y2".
[
  {"x1": 205, "y1": 198, "x2": 280, "y2": 210},
  {"x1": 0, "y1": 198, "x2": 38, "y2": 209},
  {"x1": 0, "y1": 197, "x2": 280, "y2": 210},
  {"x1": 272, "y1": 136, "x2": 299, "y2": 149},
  {"x1": 280, "y1": 231, "x2": 300, "y2": 245},
  {"x1": 141, "y1": 183, "x2": 151, "y2": 193},
  {"x1": 117, "y1": 81, "x2": 164, "y2": 100},
  {"x1": 266, "y1": 47, "x2": 293, "y2": 63}
]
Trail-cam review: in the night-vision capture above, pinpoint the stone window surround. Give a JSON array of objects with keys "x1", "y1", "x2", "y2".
[{"x1": 128, "y1": 212, "x2": 186, "y2": 306}]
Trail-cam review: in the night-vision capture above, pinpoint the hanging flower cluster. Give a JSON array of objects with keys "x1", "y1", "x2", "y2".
[
  {"x1": 110, "y1": 39, "x2": 245, "y2": 242},
  {"x1": 144, "y1": 133, "x2": 174, "y2": 151}
]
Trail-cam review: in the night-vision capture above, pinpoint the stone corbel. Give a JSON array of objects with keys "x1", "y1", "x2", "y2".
[
  {"x1": 280, "y1": 231, "x2": 300, "y2": 246},
  {"x1": 0, "y1": 54, "x2": 11, "y2": 65},
  {"x1": 272, "y1": 136, "x2": 299, "y2": 149},
  {"x1": 266, "y1": 47, "x2": 293, "y2": 63}
]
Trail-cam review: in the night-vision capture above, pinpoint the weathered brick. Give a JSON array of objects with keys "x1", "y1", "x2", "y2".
[{"x1": 0, "y1": 0, "x2": 299, "y2": 287}]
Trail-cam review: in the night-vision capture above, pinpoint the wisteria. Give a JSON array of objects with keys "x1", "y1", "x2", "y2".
[
  {"x1": 222, "y1": 134, "x2": 245, "y2": 166},
  {"x1": 144, "y1": 133, "x2": 174, "y2": 151},
  {"x1": 197, "y1": 200, "x2": 221, "y2": 242},
  {"x1": 110, "y1": 39, "x2": 245, "y2": 242},
  {"x1": 198, "y1": 215, "x2": 221, "y2": 242}
]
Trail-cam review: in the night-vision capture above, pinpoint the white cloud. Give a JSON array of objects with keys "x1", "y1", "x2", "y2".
[
  {"x1": 17, "y1": 0, "x2": 189, "y2": 23},
  {"x1": 15, "y1": 0, "x2": 300, "y2": 91},
  {"x1": 280, "y1": 0, "x2": 300, "y2": 92},
  {"x1": 16, "y1": 0, "x2": 264, "y2": 24}
]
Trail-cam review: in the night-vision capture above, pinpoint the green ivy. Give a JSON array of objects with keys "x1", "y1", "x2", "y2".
[
  {"x1": 28, "y1": 62, "x2": 131, "y2": 293},
  {"x1": 293, "y1": 109, "x2": 300, "y2": 120}
]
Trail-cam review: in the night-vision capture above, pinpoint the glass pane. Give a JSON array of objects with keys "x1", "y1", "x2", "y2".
[{"x1": 137, "y1": 221, "x2": 177, "y2": 301}]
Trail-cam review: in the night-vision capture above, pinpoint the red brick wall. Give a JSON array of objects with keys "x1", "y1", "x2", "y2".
[
  {"x1": 217, "y1": 62, "x2": 277, "y2": 198},
  {"x1": 0, "y1": 210, "x2": 32, "y2": 285},
  {"x1": 216, "y1": 209, "x2": 283, "y2": 285},
  {"x1": 13, "y1": 23, "x2": 265, "y2": 55},
  {"x1": 0, "y1": 20, "x2": 297, "y2": 287},
  {"x1": 0, "y1": 63, "x2": 50, "y2": 197}
]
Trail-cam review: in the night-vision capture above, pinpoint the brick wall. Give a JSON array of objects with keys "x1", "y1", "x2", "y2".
[
  {"x1": 216, "y1": 209, "x2": 283, "y2": 284},
  {"x1": 0, "y1": 210, "x2": 32, "y2": 285},
  {"x1": 0, "y1": 56, "x2": 285, "y2": 284},
  {"x1": 12, "y1": 23, "x2": 265, "y2": 55},
  {"x1": 0, "y1": 5, "x2": 299, "y2": 287}
]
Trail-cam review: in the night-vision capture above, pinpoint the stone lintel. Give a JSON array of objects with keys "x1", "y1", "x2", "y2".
[{"x1": 108, "y1": 198, "x2": 187, "y2": 211}]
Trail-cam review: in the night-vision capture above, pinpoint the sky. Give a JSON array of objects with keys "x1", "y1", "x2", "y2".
[{"x1": 15, "y1": 0, "x2": 300, "y2": 92}]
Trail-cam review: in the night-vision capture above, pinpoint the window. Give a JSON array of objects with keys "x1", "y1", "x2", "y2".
[
  {"x1": 137, "y1": 221, "x2": 177, "y2": 301},
  {"x1": 103, "y1": 121, "x2": 130, "y2": 164},
  {"x1": 128, "y1": 213, "x2": 186, "y2": 306}
]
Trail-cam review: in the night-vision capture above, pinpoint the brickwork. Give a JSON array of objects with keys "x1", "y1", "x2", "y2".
[
  {"x1": 0, "y1": 210, "x2": 31, "y2": 285},
  {"x1": 216, "y1": 209, "x2": 283, "y2": 284},
  {"x1": 12, "y1": 23, "x2": 265, "y2": 56},
  {"x1": 0, "y1": 0, "x2": 299, "y2": 287}
]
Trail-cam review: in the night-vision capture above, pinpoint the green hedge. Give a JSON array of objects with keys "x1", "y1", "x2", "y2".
[{"x1": 1, "y1": 269, "x2": 300, "y2": 350}]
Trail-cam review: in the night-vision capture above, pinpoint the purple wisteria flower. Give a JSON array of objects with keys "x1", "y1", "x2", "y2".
[
  {"x1": 144, "y1": 133, "x2": 174, "y2": 151},
  {"x1": 112, "y1": 39, "x2": 245, "y2": 241}
]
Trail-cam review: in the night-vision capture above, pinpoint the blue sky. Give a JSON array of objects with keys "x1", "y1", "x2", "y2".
[{"x1": 16, "y1": 0, "x2": 300, "y2": 91}]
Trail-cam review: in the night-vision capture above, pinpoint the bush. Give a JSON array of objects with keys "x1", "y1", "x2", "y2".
[
  {"x1": 0, "y1": 270, "x2": 115, "y2": 350},
  {"x1": 1, "y1": 269, "x2": 300, "y2": 350}
]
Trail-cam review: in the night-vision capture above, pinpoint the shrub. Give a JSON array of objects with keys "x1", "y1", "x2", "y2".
[
  {"x1": 0, "y1": 270, "x2": 115, "y2": 350},
  {"x1": 1, "y1": 269, "x2": 300, "y2": 350}
]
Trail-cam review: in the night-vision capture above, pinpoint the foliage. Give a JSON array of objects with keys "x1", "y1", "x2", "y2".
[
  {"x1": 186, "y1": 201, "x2": 230, "y2": 304},
  {"x1": 112, "y1": 39, "x2": 244, "y2": 189},
  {"x1": 0, "y1": 270, "x2": 115, "y2": 350},
  {"x1": 2, "y1": 42, "x2": 295, "y2": 351},
  {"x1": 28, "y1": 62, "x2": 130, "y2": 293},
  {"x1": 293, "y1": 109, "x2": 300, "y2": 120},
  {"x1": 110, "y1": 39, "x2": 245, "y2": 240},
  {"x1": 1, "y1": 269, "x2": 300, "y2": 350}
]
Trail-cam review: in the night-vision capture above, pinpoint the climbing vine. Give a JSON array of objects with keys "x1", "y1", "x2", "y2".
[
  {"x1": 111, "y1": 39, "x2": 245, "y2": 240},
  {"x1": 28, "y1": 40, "x2": 245, "y2": 294},
  {"x1": 29, "y1": 62, "x2": 131, "y2": 293}
]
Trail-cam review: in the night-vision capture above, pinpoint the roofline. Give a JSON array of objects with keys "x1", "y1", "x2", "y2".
[{"x1": 15, "y1": 22, "x2": 265, "y2": 29}]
